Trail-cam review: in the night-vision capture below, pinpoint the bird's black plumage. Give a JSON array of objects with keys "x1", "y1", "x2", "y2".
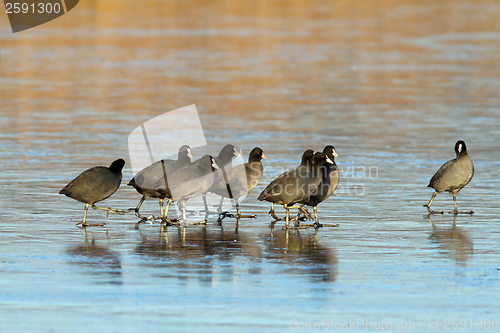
[
  {"x1": 60, "y1": 158, "x2": 125, "y2": 225},
  {"x1": 424, "y1": 140, "x2": 474, "y2": 214}
]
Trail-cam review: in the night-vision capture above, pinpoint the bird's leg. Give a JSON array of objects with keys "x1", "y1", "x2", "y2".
[
  {"x1": 297, "y1": 206, "x2": 318, "y2": 227},
  {"x1": 178, "y1": 201, "x2": 207, "y2": 226},
  {"x1": 218, "y1": 198, "x2": 256, "y2": 219},
  {"x1": 314, "y1": 206, "x2": 320, "y2": 227},
  {"x1": 130, "y1": 196, "x2": 145, "y2": 218},
  {"x1": 132, "y1": 197, "x2": 157, "y2": 229},
  {"x1": 158, "y1": 198, "x2": 177, "y2": 227},
  {"x1": 162, "y1": 198, "x2": 177, "y2": 224},
  {"x1": 159, "y1": 198, "x2": 164, "y2": 219},
  {"x1": 231, "y1": 201, "x2": 256, "y2": 219},
  {"x1": 449, "y1": 193, "x2": 474, "y2": 215},
  {"x1": 311, "y1": 206, "x2": 338, "y2": 228},
  {"x1": 218, "y1": 198, "x2": 256, "y2": 221},
  {"x1": 203, "y1": 193, "x2": 210, "y2": 213},
  {"x1": 269, "y1": 202, "x2": 283, "y2": 221},
  {"x1": 76, "y1": 203, "x2": 89, "y2": 225},
  {"x1": 423, "y1": 191, "x2": 443, "y2": 214},
  {"x1": 178, "y1": 192, "x2": 201, "y2": 216},
  {"x1": 217, "y1": 198, "x2": 229, "y2": 224},
  {"x1": 134, "y1": 199, "x2": 173, "y2": 229},
  {"x1": 297, "y1": 205, "x2": 313, "y2": 221},
  {"x1": 297, "y1": 206, "x2": 339, "y2": 228},
  {"x1": 182, "y1": 201, "x2": 187, "y2": 222},
  {"x1": 77, "y1": 203, "x2": 105, "y2": 227},
  {"x1": 198, "y1": 194, "x2": 218, "y2": 216},
  {"x1": 217, "y1": 196, "x2": 234, "y2": 219},
  {"x1": 285, "y1": 204, "x2": 291, "y2": 228},
  {"x1": 217, "y1": 196, "x2": 224, "y2": 214},
  {"x1": 216, "y1": 197, "x2": 233, "y2": 223},
  {"x1": 284, "y1": 204, "x2": 301, "y2": 228},
  {"x1": 83, "y1": 203, "x2": 89, "y2": 224},
  {"x1": 304, "y1": 206, "x2": 313, "y2": 220},
  {"x1": 133, "y1": 197, "x2": 156, "y2": 229},
  {"x1": 169, "y1": 201, "x2": 184, "y2": 226}
]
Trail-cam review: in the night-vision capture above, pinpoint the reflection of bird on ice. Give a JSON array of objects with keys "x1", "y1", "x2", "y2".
[{"x1": 427, "y1": 215, "x2": 473, "y2": 266}]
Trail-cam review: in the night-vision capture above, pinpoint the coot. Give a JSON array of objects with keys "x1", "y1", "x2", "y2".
[
  {"x1": 298, "y1": 145, "x2": 339, "y2": 227},
  {"x1": 202, "y1": 144, "x2": 240, "y2": 214},
  {"x1": 209, "y1": 147, "x2": 267, "y2": 218},
  {"x1": 424, "y1": 140, "x2": 474, "y2": 214},
  {"x1": 154, "y1": 155, "x2": 219, "y2": 223},
  {"x1": 60, "y1": 159, "x2": 125, "y2": 226},
  {"x1": 128, "y1": 145, "x2": 192, "y2": 218},
  {"x1": 259, "y1": 149, "x2": 314, "y2": 220},
  {"x1": 258, "y1": 152, "x2": 333, "y2": 227}
]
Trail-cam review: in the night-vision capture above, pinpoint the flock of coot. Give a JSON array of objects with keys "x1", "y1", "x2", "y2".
[{"x1": 59, "y1": 140, "x2": 474, "y2": 228}]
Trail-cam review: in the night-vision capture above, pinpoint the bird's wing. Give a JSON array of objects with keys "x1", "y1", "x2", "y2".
[{"x1": 428, "y1": 159, "x2": 455, "y2": 186}]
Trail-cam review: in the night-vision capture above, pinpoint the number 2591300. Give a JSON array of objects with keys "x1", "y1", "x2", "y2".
[{"x1": 5, "y1": 2, "x2": 62, "y2": 14}]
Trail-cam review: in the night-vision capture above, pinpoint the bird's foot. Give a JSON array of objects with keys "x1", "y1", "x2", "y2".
[
  {"x1": 296, "y1": 222, "x2": 339, "y2": 228},
  {"x1": 92, "y1": 205, "x2": 130, "y2": 216},
  {"x1": 129, "y1": 208, "x2": 143, "y2": 219},
  {"x1": 268, "y1": 210, "x2": 283, "y2": 221},
  {"x1": 134, "y1": 215, "x2": 157, "y2": 229},
  {"x1": 316, "y1": 223, "x2": 339, "y2": 228},
  {"x1": 177, "y1": 219, "x2": 207, "y2": 227},
  {"x1": 283, "y1": 224, "x2": 307, "y2": 230},
  {"x1": 162, "y1": 218, "x2": 178, "y2": 226},
  {"x1": 298, "y1": 207, "x2": 313, "y2": 220},
  {"x1": 150, "y1": 218, "x2": 177, "y2": 229},
  {"x1": 217, "y1": 211, "x2": 233, "y2": 224},
  {"x1": 424, "y1": 205, "x2": 444, "y2": 214},
  {"x1": 235, "y1": 214, "x2": 256, "y2": 219},
  {"x1": 225, "y1": 212, "x2": 256, "y2": 219}
]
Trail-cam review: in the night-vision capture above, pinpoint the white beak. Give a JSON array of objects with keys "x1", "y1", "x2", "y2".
[
  {"x1": 212, "y1": 160, "x2": 220, "y2": 170},
  {"x1": 325, "y1": 156, "x2": 334, "y2": 164}
]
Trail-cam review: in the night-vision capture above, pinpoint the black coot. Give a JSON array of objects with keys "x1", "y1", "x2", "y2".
[
  {"x1": 298, "y1": 145, "x2": 339, "y2": 227},
  {"x1": 154, "y1": 155, "x2": 219, "y2": 223},
  {"x1": 209, "y1": 147, "x2": 267, "y2": 218},
  {"x1": 128, "y1": 145, "x2": 192, "y2": 218},
  {"x1": 424, "y1": 140, "x2": 474, "y2": 214},
  {"x1": 258, "y1": 152, "x2": 333, "y2": 227},
  {"x1": 259, "y1": 149, "x2": 314, "y2": 220},
  {"x1": 201, "y1": 144, "x2": 240, "y2": 214},
  {"x1": 60, "y1": 159, "x2": 125, "y2": 226}
]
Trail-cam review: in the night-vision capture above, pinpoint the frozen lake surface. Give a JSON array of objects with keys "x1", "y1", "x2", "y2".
[{"x1": 1, "y1": 1, "x2": 499, "y2": 332}]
